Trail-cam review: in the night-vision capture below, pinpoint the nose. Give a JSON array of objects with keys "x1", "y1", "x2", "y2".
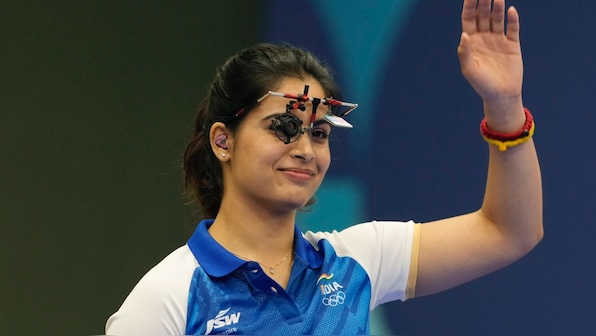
[{"x1": 290, "y1": 130, "x2": 315, "y2": 162}]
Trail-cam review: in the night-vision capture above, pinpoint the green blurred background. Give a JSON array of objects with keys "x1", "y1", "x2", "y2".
[{"x1": 1, "y1": 2, "x2": 260, "y2": 334}]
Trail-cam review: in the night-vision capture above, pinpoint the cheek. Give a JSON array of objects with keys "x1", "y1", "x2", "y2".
[
  {"x1": 242, "y1": 138, "x2": 291, "y2": 173},
  {"x1": 317, "y1": 146, "x2": 332, "y2": 173}
]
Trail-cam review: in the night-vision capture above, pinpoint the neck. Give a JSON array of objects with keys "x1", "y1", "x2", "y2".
[
  {"x1": 209, "y1": 195, "x2": 299, "y2": 288},
  {"x1": 208, "y1": 196, "x2": 296, "y2": 262},
  {"x1": 232, "y1": 248, "x2": 294, "y2": 275}
]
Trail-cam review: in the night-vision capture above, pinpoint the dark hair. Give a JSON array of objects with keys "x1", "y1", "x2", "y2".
[{"x1": 183, "y1": 43, "x2": 340, "y2": 218}]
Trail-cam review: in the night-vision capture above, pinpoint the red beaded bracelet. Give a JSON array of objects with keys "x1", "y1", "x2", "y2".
[
  {"x1": 480, "y1": 108, "x2": 534, "y2": 140},
  {"x1": 480, "y1": 108, "x2": 535, "y2": 151}
]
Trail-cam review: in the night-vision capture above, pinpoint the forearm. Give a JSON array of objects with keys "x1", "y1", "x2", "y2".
[{"x1": 481, "y1": 117, "x2": 543, "y2": 255}]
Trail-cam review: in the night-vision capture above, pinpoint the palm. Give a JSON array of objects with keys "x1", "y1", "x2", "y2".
[{"x1": 458, "y1": 0, "x2": 523, "y2": 104}]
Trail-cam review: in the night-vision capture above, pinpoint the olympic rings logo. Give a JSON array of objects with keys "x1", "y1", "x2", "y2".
[{"x1": 322, "y1": 291, "x2": 346, "y2": 306}]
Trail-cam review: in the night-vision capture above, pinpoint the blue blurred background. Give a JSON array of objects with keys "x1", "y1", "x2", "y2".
[{"x1": 2, "y1": 1, "x2": 595, "y2": 335}]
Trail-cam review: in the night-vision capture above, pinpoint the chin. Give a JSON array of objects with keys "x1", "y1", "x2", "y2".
[{"x1": 276, "y1": 195, "x2": 313, "y2": 212}]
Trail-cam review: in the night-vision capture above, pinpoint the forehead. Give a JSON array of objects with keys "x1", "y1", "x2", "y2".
[
  {"x1": 266, "y1": 78, "x2": 324, "y2": 111},
  {"x1": 248, "y1": 77, "x2": 328, "y2": 121},
  {"x1": 273, "y1": 77, "x2": 325, "y2": 96}
]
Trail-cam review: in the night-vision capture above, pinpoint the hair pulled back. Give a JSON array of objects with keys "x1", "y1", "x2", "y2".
[{"x1": 183, "y1": 43, "x2": 339, "y2": 218}]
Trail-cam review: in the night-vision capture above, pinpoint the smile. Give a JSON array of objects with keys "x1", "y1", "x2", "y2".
[{"x1": 279, "y1": 168, "x2": 316, "y2": 179}]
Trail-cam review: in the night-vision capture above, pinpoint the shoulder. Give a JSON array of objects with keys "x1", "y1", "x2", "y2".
[
  {"x1": 105, "y1": 245, "x2": 198, "y2": 335},
  {"x1": 303, "y1": 220, "x2": 416, "y2": 252},
  {"x1": 303, "y1": 220, "x2": 419, "y2": 305}
]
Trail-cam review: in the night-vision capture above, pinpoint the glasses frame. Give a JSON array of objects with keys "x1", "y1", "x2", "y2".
[{"x1": 223, "y1": 85, "x2": 358, "y2": 129}]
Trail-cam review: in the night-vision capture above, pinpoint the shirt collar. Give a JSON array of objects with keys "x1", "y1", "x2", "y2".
[{"x1": 187, "y1": 219, "x2": 323, "y2": 277}]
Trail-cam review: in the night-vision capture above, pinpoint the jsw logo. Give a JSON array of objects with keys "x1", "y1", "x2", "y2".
[
  {"x1": 205, "y1": 308, "x2": 241, "y2": 334},
  {"x1": 320, "y1": 281, "x2": 343, "y2": 295}
]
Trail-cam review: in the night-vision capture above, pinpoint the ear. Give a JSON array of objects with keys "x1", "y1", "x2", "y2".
[{"x1": 209, "y1": 122, "x2": 232, "y2": 161}]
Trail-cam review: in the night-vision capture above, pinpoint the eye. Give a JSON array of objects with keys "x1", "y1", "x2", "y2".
[{"x1": 310, "y1": 128, "x2": 329, "y2": 140}]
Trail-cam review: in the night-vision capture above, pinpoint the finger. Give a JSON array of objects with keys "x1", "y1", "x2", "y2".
[
  {"x1": 506, "y1": 6, "x2": 520, "y2": 42},
  {"x1": 461, "y1": 0, "x2": 478, "y2": 34},
  {"x1": 476, "y1": 0, "x2": 492, "y2": 32},
  {"x1": 490, "y1": 0, "x2": 506, "y2": 34}
]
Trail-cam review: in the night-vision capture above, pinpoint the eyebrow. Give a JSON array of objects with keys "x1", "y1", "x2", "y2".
[
  {"x1": 312, "y1": 118, "x2": 331, "y2": 127},
  {"x1": 261, "y1": 112, "x2": 284, "y2": 121}
]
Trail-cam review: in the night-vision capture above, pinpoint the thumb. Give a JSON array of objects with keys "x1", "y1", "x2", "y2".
[{"x1": 457, "y1": 32, "x2": 474, "y2": 78}]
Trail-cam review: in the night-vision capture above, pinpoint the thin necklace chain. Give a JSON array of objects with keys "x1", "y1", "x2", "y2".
[{"x1": 232, "y1": 249, "x2": 293, "y2": 274}]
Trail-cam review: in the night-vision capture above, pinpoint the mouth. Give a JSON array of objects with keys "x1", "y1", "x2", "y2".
[{"x1": 279, "y1": 167, "x2": 316, "y2": 179}]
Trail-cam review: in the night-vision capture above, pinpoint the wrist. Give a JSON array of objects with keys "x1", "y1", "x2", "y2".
[
  {"x1": 482, "y1": 98, "x2": 525, "y2": 132},
  {"x1": 480, "y1": 108, "x2": 535, "y2": 151}
]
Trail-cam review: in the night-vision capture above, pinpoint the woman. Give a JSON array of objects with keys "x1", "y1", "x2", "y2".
[{"x1": 106, "y1": 0, "x2": 542, "y2": 334}]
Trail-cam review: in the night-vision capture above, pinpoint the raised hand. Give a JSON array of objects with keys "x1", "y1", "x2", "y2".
[{"x1": 458, "y1": 0, "x2": 523, "y2": 109}]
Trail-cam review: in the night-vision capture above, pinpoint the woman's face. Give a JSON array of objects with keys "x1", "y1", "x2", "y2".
[{"x1": 223, "y1": 77, "x2": 332, "y2": 213}]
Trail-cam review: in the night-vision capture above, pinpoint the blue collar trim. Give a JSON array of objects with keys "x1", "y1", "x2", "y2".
[{"x1": 187, "y1": 219, "x2": 323, "y2": 277}]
